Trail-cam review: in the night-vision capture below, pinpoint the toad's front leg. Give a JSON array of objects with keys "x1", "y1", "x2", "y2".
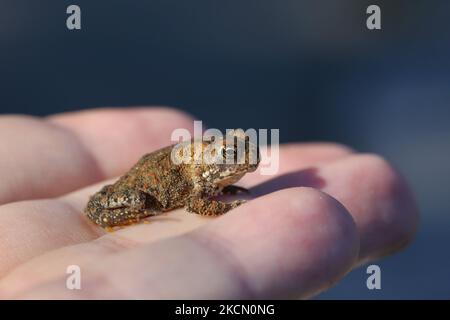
[
  {"x1": 85, "y1": 186, "x2": 162, "y2": 227},
  {"x1": 185, "y1": 196, "x2": 246, "y2": 216}
]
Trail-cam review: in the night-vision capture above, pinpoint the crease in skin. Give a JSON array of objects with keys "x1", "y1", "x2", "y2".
[
  {"x1": 94, "y1": 232, "x2": 146, "y2": 252},
  {"x1": 60, "y1": 193, "x2": 109, "y2": 235},
  {"x1": 45, "y1": 120, "x2": 108, "y2": 180}
]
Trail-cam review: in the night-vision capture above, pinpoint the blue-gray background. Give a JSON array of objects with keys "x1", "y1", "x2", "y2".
[{"x1": 0, "y1": 1, "x2": 448, "y2": 299}]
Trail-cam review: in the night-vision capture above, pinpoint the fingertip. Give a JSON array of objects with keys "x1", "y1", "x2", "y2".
[
  {"x1": 200, "y1": 187, "x2": 359, "y2": 298},
  {"x1": 350, "y1": 154, "x2": 420, "y2": 260},
  {"x1": 273, "y1": 187, "x2": 360, "y2": 297}
]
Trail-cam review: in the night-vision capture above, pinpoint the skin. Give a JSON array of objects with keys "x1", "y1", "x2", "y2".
[
  {"x1": 0, "y1": 107, "x2": 419, "y2": 299},
  {"x1": 85, "y1": 135, "x2": 260, "y2": 227}
]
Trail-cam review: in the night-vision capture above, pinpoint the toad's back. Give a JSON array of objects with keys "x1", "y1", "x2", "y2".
[{"x1": 112, "y1": 145, "x2": 193, "y2": 209}]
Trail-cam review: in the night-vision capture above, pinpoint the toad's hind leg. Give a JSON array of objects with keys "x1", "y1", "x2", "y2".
[
  {"x1": 185, "y1": 196, "x2": 246, "y2": 216},
  {"x1": 85, "y1": 186, "x2": 162, "y2": 227},
  {"x1": 93, "y1": 207, "x2": 161, "y2": 228}
]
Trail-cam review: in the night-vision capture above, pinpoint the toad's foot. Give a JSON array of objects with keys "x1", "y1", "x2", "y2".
[
  {"x1": 92, "y1": 208, "x2": 161, "y2": 228},
  {"x1": 220, "y1": 185, "x2": 250, "y2": 195},
  {"x1": 185, "y1": 196, "x2": 246, "y2": 216},
  {"x1": 85, "y1": 186, "x2": 162, "y2": 227}
]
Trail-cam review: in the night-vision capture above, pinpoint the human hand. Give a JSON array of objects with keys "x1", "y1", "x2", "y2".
[{"x1": 0, "y1": 107, "x2": 418, "y2": 299}]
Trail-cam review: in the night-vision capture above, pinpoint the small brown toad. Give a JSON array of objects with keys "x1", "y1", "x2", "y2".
[{"x1": 85, "y1": 131, "x2": 260, "y2": 228}]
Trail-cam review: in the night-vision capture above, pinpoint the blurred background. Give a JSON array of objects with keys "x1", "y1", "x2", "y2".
[{"x1": 0, "y1": 0, "x2": 448, "y2": 298}]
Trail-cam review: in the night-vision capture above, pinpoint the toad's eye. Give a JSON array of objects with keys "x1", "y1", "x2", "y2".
[{"x1": 222, "y1": 146, "x2": 236, "y2": 159}]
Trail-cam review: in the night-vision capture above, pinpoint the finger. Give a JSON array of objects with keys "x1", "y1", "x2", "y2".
[
  {"x1": 320, "y1": 154, "x2": 419, "y2": 262},
  {"x1": 2, "y1": 188, "x2": 359, "y2": 299},
  {"x1": 250, "y1": 154, "x2": 419, "y2": 261},
  {"x1": 239, "y1": 142, "x2": 354, "y2": 187},
  {"x1": 0, "y1": 107, "x2": 194, "y2": 204}
]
